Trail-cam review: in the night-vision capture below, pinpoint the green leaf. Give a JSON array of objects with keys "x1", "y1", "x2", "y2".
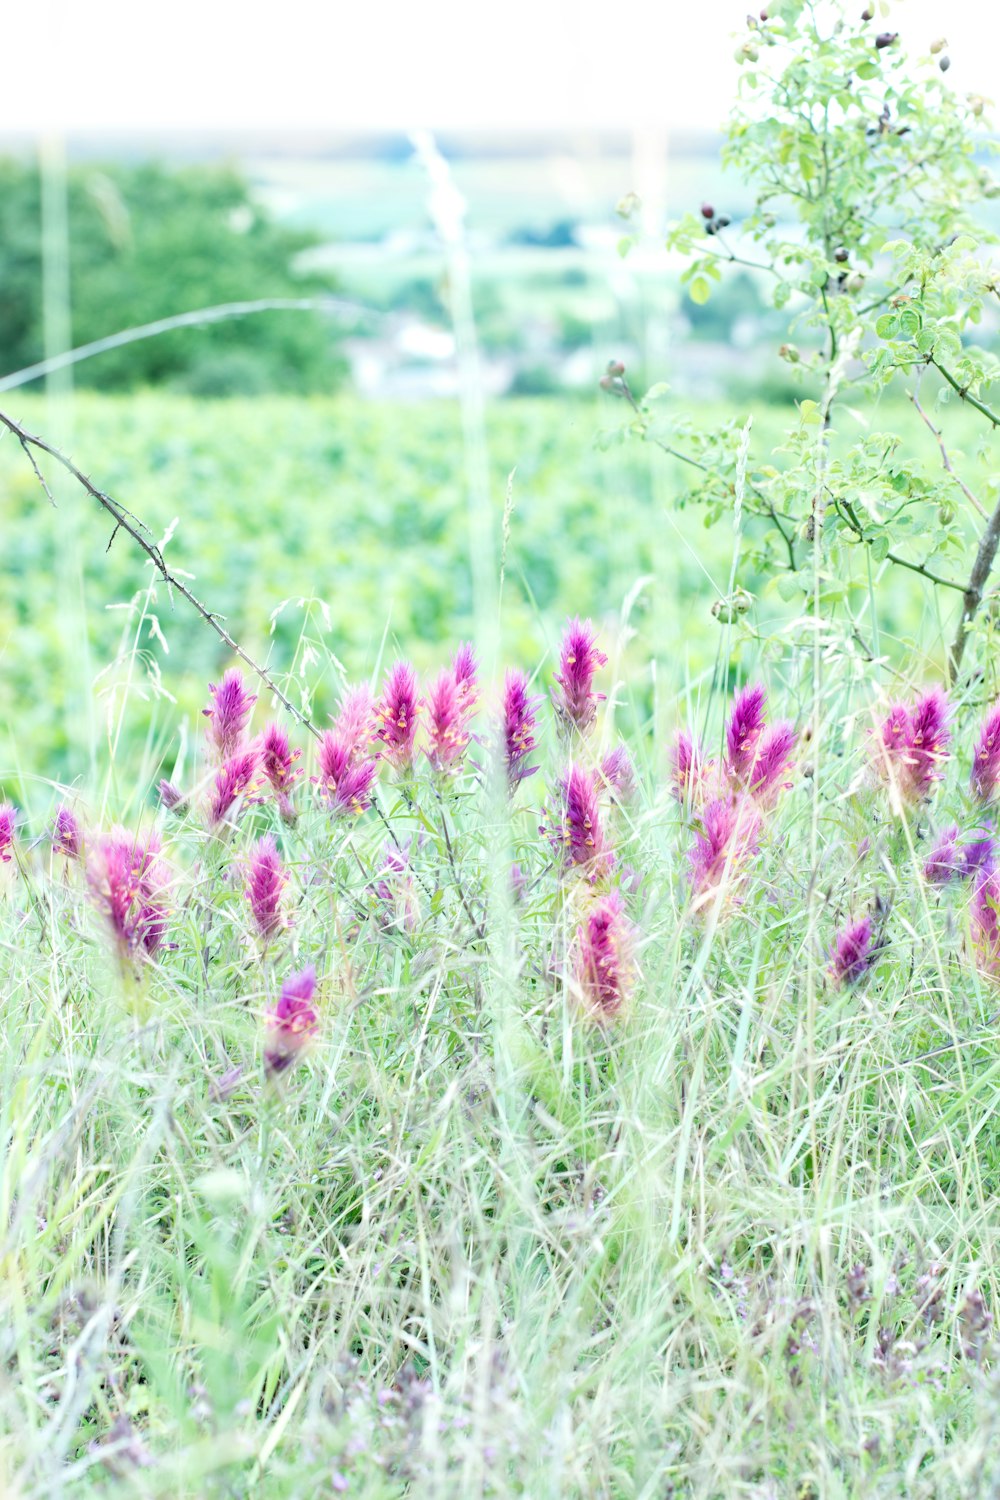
[
  {"x1": 689, "y1": 275, "x2": 711, "y2": 306},
  {"x1": 875, "y1": 314, "x2": 900, "y2": 340},
  {"x1": 869, "y1": 534, "x2": 890, "y2": 563},
  {"x1": 776, "y1": 573, "x2": 800, "y2": 601}
]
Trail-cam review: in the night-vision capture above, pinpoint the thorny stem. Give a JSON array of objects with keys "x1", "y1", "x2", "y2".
[{"x1": 0, "y1": 406, "x2": 321, "y2": 741}]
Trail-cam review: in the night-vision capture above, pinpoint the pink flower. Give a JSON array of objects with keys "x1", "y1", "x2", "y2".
[
  {"x1": 829, "y1": 916, "x2": 877, "y2": 988},
  {"x1": 553, "y1": 617, "x2": 607, "y2": 735},
  {"x1": 501, "y1": 669, "x2": 540, "y2": 792},
  {"x1": 971, "y1": 699, "x2": 1000, "y2": 803},
  {"x1": 424, "y1": 651, "x2": 478, "y2": 775},
  {"x1": 209, "y1": 750, "x2": 259, "y2": 827},
  {"x1": 687, "y1": 795, "x2": 760, "y2": 910},
  {"x1": 0, "y1": 803, "x2": 17, "y2": 863},
  {"x1": 88, "y1": 830, "x2": 170, "y2": 959},
  {"x1": 725, "y1": 684, "x2": 767, "y2": 784},
  {"x1": 318, "y1": 732, "x2": 378, "y2": 815},
  {"x1": 374, "y1": 661, "x2": 421, "y2": 771},
  {"x1": 373, "y1": 840, "x2": 419, "y2": 931},
  {"x1": 258, "y1": 723, "x2": 301, "y2": 822},
  {"x1": 672, "y1": 730, "x2": 711, "y2": 803},
  {"x1": 924, "y1": 825, "x2": 964, "y2": 885},
  {"x1": 747, "y1": 722, "x2": 796, "y2": 808},
  {"x1": 573, "y1": 891, "x2": 634, "y2": 1023},
  {"x1": 600, "y1": 746, "x2": 636, "y2": 802},
  {"x1": 452, "y1": 642, "x2": 479, "y2": 707},
  {"x1": 53, "y1": 805, "x2": 82, "y2": 860},
  {"x1": 158, "y1": 780, "x2": 187, "y2": 814},
  {"x1": 203, "y1": 669, "x2": 256, "y2": 760},
  {"x1": 871, "y1": 687, "x2": 951, "y2": 807},
  {"x1": 334, "y1": 685, "x2": 376, "y2": 759},
  {"x1": 548, "y1": 765, "x2": 614, "y2": 879},
  {"x1": 264, "y1": 967, "x2": 319, "y2": 1074},
  {"x1": 246, "y1": 835, "x2": 287, "y2": 940}
]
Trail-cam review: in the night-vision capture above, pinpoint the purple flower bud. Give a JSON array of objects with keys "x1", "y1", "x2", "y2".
[
  {"x1": 725, "y1": 684, "x2": 767, "y2": 783},
  {"x1": 258, "y1": 723, "x2": 302, "y2": 821},
  {"x1": 553, "y1": 617, "x2": 608, "y2": 735},
  {"x1": 501, "y1": 669, "x2": 540, "y2": 792},
  {"x1": 573, "y1": 891, "x2": 635, "y2": 1022},
  {"x1": 88, "y1": 829, "x2": 170, "y2": 959},
  {"x1": 600, "y1": 745, "x2": 636, "y2": 802},
  {"x1": 672, "y1": 730, "x2": 711, "y2": 803},
  {"x1": 451, "y1": 642, "x2": 479, "y2": 707},
  {"x1": 209, "y1": 750, "x2": 259, "y2": 827},
  {"x1": 334, "y1": 685, "x2": 376, "y2": 759},
  {"x1": 964, "y1": 828, "x2": 995, "y2": 885},
  {"x1": 829, "y1": 916, "x2": 876, "y2": 988},
  {"x1": 748, "y1": 722, "x2": 796, "y2": 808},
  {"x1": 53, "y1": 804, "x2": 82, "y2": 860},
  {"x1": 246, "y1": 835, "x2": 287, "y2": 940},
  {"x1": 373, "y1": 839, "x2": 419, "y2": 931},
  {"x1": 264, "y1": 967, "x2": 318, "y2": 1074},
  {"x1": 203, "y1": 669, "x2": 256, "y2": 760},
  {"x1": 318, "y1": 732, "x2": 378, "y2": 816},
  {"x1": 971, "y1": 870, "x2": 1000, "y2": 978},
  {"x1": 0, "y1": 803, "x2": 17, "y2": 864},
  {"x1": 687, "y1": 794, "x2": 760, "y2": 910},
  {"x1": 923, "y1": 825, "x2": 963, "y2": 884},
  {"x1": 424, "y1": 661, "x2": 476, "y2": 774},
  {"x1": 374, "y1": 661, "x2": 421, "y2": 771},
  {"x1": 158, "y1": 780, "x2": 187, "y2": 814},
  {"x1": 872, "y1": 688, "x2": 951, "y2": 806},
  {"x1": 971, "y1": 699, "x2": 1000, "y2": 803}
]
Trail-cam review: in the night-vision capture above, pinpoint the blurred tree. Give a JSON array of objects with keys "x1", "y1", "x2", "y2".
[{"x1": 0, "y1": 159, "x2": 348, "y2": 392}]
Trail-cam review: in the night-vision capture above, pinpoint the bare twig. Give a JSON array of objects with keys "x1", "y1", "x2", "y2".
[
  {"x1": 0, "y1": 406, "x2": 321, "y2": 740},
  {"x1": 909, "y1": 387, "x2": 988, "y2": 520}
]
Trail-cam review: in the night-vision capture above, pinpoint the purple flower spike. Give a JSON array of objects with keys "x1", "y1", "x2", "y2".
[
  {"x1": 553, "y1": 617, "x2": 608, "y2": 735},
  {"x1": 158, "y1": 780, "x2": 187, "y2": 815},
  {"x1": 452, "y1": 642, "x2": 479, "y2": 707},
  {"x1": 246, "y1": 835, "x2": 287, "y2": 940},
  {"x1": 374, "y1": 661, "x2": 421, "y2": 772},
  {"x1": 264, "y1": 966, "x2": 319, "y2": 1075},
  {"x1": 53, "y1": 805, "x2": 82, "y2": 860},
  {"x1": 88, "y1": 830, "x2": 170, "y2": 960},
  {"x1": 725, "y1": 684, "x2": 767, "y2": 783},
  {"x1": 259, "y1": 722, "x2": 302, "y2": 823},
  {"x1": 574, "y1": 891, "x2": 634, "y2": 1023},
  {"x1": 923, "y1": 825, "x2": 963, "y2": 885},
  {"x1": 0, "y1": 803, "x2": 17, "y2": 863},
  {"x1": 501, "y1": 669, "x2": 540, "y2": 792},
  {"x1": 748, "y1": 722, "x2": 796, "y2": 808},
  {"x1": 688, "y1": 794, "x2": 760, "y2": 910},
  {"x1": 209, "y1": 750, "x2": 259, "y2": 827},
  {"x1": 672, "y1": 730, "x2": 710, "y2": 804},
  {"x1": 964, "y1": 828, "x2": 995, "y2": 885},
  {"x1": 425, "y1": 666, "x2": 475, "y2": 774},
  {"x1": 318, "y1": 732, "x2": 378, "y2": 816},
  {"x1": 872, "y1": 688, "x2": 951, "y2": 807},
  {"x1": 829, "y1": 915, "x2": 877, "y2": 988},
  {"x1": 373, "y1": 839, "x2": 419, "y2": 931},
  {"x1": 334, "y1": 685, "x2": 376, "y2": 760},
  {"x1": 203, "y1": 669, "x2": 256, "y2": 760},
  {"x1": 972, "y1": 871, "x2": 1000, "y2": 978},
  {"x1": 549, "y1": 764, "x2": 614, "y2": 878},
  {"x1": 971, "y1": 699, "x2": 1000, "y2": 803}
]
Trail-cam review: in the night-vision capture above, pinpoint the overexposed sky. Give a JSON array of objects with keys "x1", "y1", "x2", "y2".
[{"x1": 4, "y1": 0, "x2": 998, "y2": 135}]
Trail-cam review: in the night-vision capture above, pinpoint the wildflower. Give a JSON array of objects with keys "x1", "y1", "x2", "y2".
[
  {"x1": 246, "y1": 835, "x2": 287, "y2": 940},
  {"x1": 424, "y1": 660, "x2": 476, "y2": 774},
  {"x1": 671, "y1": 729, "x2": 707, "y2": 802},
  {"x1": 573, "y1": 891, "x2": 634, "y2": 1022},
  {"x1": 828, "y1": 915, "x2": 876, "y2": 988},
  {"x1": 971, "y1": 868, "x2": 1000, "y2": 978},
  {"x1": 373, "y1": 840, "x2": 419, "y2": 931},
  {"x1": 258, "y1": 722, "x2": 301, "y2": 822},
  {"x1": 0, "y1": 803, "x2": 17, "y2": 863},
  {"x1": 959, "y1": 1289, "x2": 993, "y2": 1362},
  {"x1": 872, "y1": 687, "x2": 951, "y2": 807},
  {"x1": 318, "y1": 732, "x2": 378, "y2": 815},
  {"x1": 964, "y1": 828, "x2": 995, "y2": 884},
  {"x1": 264, "y1": 967, "x2": 319, "y2": 1075},
  {"x1": 971, "y1": 699, "x2": 1000, "y2": 803},
  {"x1": 374, "y1": 660, "x2": 421, "y2": 771},
  {"x1": 203, "y1": 669, "x2": 256, "y2": 760},
  {"x1": 725, "y1": 684, "x2": 767, "y2": 783},
  {"x1": 53, "y1": 805, "x2": 82, "y2": 860},
  {"x1": 923, "y1": 825, "x2": 963, "y2": 884},
  {"x1": 158, "y1": 780, "x2": 187, "y2": 814},
  {"x1": 600, "y1": 745, "x2": 636, "y2": 803},
  {"x1": 747, "y1": 722, "x2": 796, "y2": 808},
  {"x1": 209, "y1": 750, "x2": 259, "y2": 826},
  {"x1": 501, "y1": 669, "x2": 540, "y2": 792},
  {"x1": 334, "y1": 684, "x2": 376, "y2": 759},
  {"x1": 548, "y1": 764, "x2": 614, "y2": 879},
  {"x1": 688, "y1": 795, "x2": 760, "y2": 909},
  {"x1": 552, "y1": 617, "x2": 607, "y2": 735},
  {"x1": 452, "y1": 641, "x2": 479, "y2": 707},
  {"x1": 88, "y1": 830, "x2": 170, "y2": 959}
]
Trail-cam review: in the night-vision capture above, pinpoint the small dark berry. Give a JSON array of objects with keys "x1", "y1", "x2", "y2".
[
  {"x1": 716, "y1": 214, "x2": 731, "y2": 229},
  {"x1": 939, "y1": 55, "x2": 951, "y2": 72},
  {"x1": 861, "y1": 4, "x2": 873, "y2": 17},
  {"x1": 606, "y1": 359, "x2": 626, "y2": 378},
  {"x1": 834, "y1": 246, "x2": 849, "y2": 263},
  {"x1": 701, "y1": 202, "x2": 715, "y2": 219},
  {"x1": 875, "y1": 31, "x2": 898, "y2": 48},
  {"x1": 759, "y1": 7, "x2": 768, "y2": 17}
]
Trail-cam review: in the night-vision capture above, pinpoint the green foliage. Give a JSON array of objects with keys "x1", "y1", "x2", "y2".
[
  {"x1": 0, "y1": 159, "x2": 347, "y2": 392},
  {"x1": 613, "y1": 0, "x2": 999, "y2": 678}
]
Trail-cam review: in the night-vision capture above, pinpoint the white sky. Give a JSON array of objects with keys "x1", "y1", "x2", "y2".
[{"x1": 4, "y1": 0, "x2": 998, "y2": 135}]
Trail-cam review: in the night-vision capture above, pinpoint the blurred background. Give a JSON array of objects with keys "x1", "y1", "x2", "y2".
[{"x1": 1, "y1": 0, "x2": 997, "y2": 789}]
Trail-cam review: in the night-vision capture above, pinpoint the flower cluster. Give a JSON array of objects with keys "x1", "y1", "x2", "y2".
[
  {"x1": 573, "y1": 892, "x2": 635, "y2": 1023},
  {"x1": 552, "y1": 617, "x2": 607, "y2": 736},
  {"x1": 871, "y1": 687, "x2": 951, "y2": 809},
  {"x1": 246, "y1": 835, "x2": 287, "y2": 941},
  {"x1": 87, "y1": 830, "x2": 170, "y2": 961},
  {"x1": 374, "y1": 661, "x2": 421, "y2": 771},
  {"x1": 264, "y1": 967, "x2": 319, "y2": 1075},
  {"x1": 425, "y1": 644, "x2": 479, "y2": 774}
]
